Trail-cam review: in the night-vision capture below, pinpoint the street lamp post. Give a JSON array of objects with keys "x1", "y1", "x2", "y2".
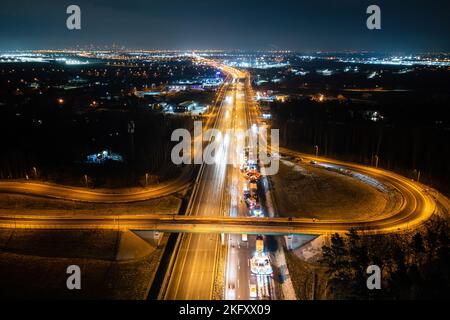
[
  {"x1": 128, "y1": 120, "x2": 135, "y2": 161},
  {"x1": 128, "y1": 120, "x2": 136, "y2": 184}
]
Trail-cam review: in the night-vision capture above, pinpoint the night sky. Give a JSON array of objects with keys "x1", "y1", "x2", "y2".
[{"x1": 1, "y1": 0, "x2": 450, "y2": 52}]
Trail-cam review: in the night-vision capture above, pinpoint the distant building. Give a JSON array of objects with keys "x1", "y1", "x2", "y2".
[
  {"x1": 135, "y1": 90, "x2": 162, "y2": 97},
  {"x1": 68, "y1": 76, "x2": 88, "y2": 84},
  {"x1": 201, "y1": 77, "x2": 223, "y2": 87},
  {"x1": 256, "y1": 91, "x2": 275, "y2": 102},
  {"x1": 364, "y1": 110, "x2": 384, "y2": 122},
  {"x1": 275, "y1": 94, "x2": 289, "y2": 103},
  {"x1": 86, "y1": 150, "x2": 123, "y2": 164},
  {"x1": 174, "y1": 100, "x2": 197, "y2": 113},
  {"x1": 168, "y1": 100, "x2": 208, "y2": 115},
  {"x1": 28, "y1": 82, "x2": 40, "y2": 89},
  {"x1": 166, "y1": 85, "x2": 187, "y2": 92}
]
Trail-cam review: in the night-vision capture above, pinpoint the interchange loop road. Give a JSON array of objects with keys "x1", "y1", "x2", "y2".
[{"x1": 0, "y1": 166, "x2": 193, "y2": 203}]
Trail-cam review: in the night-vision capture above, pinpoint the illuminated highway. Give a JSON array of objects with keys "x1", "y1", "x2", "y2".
[
  {"x1": 163, "y1": 65, "x2": 247, "y2": 300},
  {"x1": 0, "y1": 59, "x2": 447, "y2": 302},
  {"x1": 223, "y1": 72, "x2": 275, "y2": 301},
  {"x1": 224, "y1": 73, "x2": 259, "y2": 301}
]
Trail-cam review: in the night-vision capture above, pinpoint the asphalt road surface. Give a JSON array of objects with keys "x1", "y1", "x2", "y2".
[{"x1": 164, "y1": 67, "x2": 247, "y2": 300}]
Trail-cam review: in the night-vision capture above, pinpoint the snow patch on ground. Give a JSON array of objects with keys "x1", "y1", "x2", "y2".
[{"x1": 293, "y1": 236, "x2": 326, "y2": 262}]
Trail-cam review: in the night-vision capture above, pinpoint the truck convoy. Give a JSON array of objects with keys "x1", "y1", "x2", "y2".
[{"x1": 242, "y1": 148, "x2": 263, "y2": 217}]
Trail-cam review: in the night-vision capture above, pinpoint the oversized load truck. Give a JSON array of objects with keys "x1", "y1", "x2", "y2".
[{"x1": 251, "y1": 236, "x2": 273, "y2": 276}]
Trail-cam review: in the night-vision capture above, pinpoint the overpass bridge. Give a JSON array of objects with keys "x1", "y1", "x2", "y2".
[{"x1": 0, "y1": 212, "x2": 430, "y2": 235}]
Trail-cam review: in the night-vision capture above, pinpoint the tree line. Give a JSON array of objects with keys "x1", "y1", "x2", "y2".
[{"x1": 321, "y1": 216, "x2": 450, "y2": 299}]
